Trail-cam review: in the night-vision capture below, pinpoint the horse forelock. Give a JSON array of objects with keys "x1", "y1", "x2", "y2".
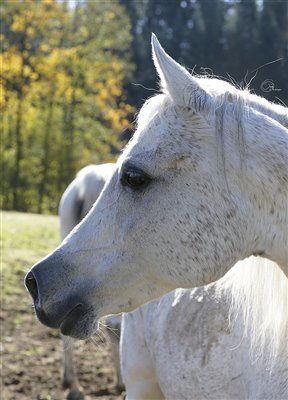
[{"x1": 136, "y1": 94, "x2": 173, "y2": 132}]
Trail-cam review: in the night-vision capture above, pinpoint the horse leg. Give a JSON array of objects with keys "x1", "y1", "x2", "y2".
[
  {"x1": 104, "y1": 315, "x2": 125, "y2": 392},
  {"x1": 61, "y1": 334, "x2": 85, "y2": 400},
  {"x1": 109, "y1": 335, "x2": 124, "y2": 391},
  {"x1": 120, "y1": 312, "x2": 164, "y2": 400}
]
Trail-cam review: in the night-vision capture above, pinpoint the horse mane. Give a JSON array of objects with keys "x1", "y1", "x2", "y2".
[
  {"x1": 136, "y1": 93, "x2": 172, "y2": 131},
  {"x1": 137, "y1": 77, "x2": 287, "y2": 132},
  {"x1": 244, "y1": 92, "x2": 288, "y2": 128},
  {"x1": 198, "y1": 76, "x2": 288, "y2": 129},
  {"x1": 216, "y1": 257, "x2": 288, "y2": 366},
  {"x1": 137, "y1": 79, "x2": 288, "y2": 365}
]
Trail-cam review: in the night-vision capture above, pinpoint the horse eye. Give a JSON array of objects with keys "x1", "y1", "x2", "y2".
[{"x1": 120, "y1": 168, "x2": 151, "y2": 190}]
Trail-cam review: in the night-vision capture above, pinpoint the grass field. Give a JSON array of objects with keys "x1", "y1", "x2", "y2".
[
  {"x1": 2, "y1": 211, "x2": 59, "y2": 298},
  {"x1": 1, "y1": 211, "x2": 123, "y2": 400}
]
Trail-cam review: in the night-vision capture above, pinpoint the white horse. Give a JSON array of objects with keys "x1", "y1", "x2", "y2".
[
  {"x1": 59, "y1": 164, "x2": 115, "y2": 241},
  {"x1": 59, "y1": 167, "x2": 287, "y2": 399},
  {"x1": 59, "y1": 168, "x2": 288, "y2": 399},
  {"x1": 121, "y1": 258, "x2": 288, "y2": 399},
  {"x1": 26, "y1": 34, "x2": 288, "y2": 394},
  {"x1": 59, "y1": 164, "x2": 122, "y2": 400}
]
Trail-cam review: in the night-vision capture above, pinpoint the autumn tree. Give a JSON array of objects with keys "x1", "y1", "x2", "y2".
[{"x1": 1, "y1": 0, "x2": 134, "y2": 213}]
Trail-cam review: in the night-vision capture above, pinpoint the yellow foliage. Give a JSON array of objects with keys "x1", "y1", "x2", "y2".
[
  {"x1": 105, "y1": 11, "x2": 116, "y2": 21},
  {"x1": 0, "y1": 82, "x2": 5, "y2": 109},
  {"x1": 1, "y1": 50, "x2": 22, "y2": 76},
  {"x1": 40, "y1": 44, "x2": 50, "y2": 53},
  {"x1": 2, "y1": 0, "x2": 134, "y2": 212},
  {"x1": 26, "y1": 26, "x2": 35, "y2": 37},
  {"x1": 23, "y1": 65, "x2": 32, "y2": 78},
  {"x1": 11, "y1": 15, "x2": 26, "y2": 32}
]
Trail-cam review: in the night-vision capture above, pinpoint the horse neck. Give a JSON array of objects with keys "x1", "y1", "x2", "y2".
[{"x1": 228, "y1": 107, "x2": 288, "y2": 273}]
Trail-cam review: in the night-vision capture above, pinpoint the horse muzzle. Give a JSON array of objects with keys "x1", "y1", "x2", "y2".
[{"x1": 24, "y1": 252, "x2": 97, "y2": 339}]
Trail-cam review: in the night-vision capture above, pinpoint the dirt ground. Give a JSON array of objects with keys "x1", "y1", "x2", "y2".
[
  {"x1": 1, "y1": 212, "x2": 125, "y2": 400},
  {"x1": 1, "y1": 287, "x2": 125, "y2": 400}
]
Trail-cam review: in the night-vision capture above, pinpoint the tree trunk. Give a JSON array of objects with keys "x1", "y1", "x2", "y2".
[
  {"x1": 60, "y1": 87, "x2": 76, "y2": 191},
  {"x1": 38, "y1": 94, "x2": 54, "y2": 214},
  {"x1": 12, "y1": 88, "x2": 24, "y2": 210}
]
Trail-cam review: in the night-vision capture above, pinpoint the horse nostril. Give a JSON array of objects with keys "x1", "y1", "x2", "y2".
[{"x1": 25, "y1": 271, "x2": 39, "y2": 302}]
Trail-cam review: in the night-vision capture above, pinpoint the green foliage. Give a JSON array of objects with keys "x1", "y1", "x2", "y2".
[{"x1": 1, "y1": 0, "x2": 134, "y2": 213}]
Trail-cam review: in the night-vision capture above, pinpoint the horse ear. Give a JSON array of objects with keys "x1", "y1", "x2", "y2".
[{"x1": 151, "y1": 33, "x2": 212, "y2": 113}]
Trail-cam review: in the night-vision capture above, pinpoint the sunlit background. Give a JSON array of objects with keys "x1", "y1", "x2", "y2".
[
  {"x1": 1, "y1": 0, "x2": 287, "y2": 214},
  {"x1": 1, "y1": 1, "x2": 287, "y2": 399}
]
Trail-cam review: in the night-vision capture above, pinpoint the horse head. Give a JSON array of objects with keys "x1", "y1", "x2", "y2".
[{"x1": 25, "y1": 35, "x2": 288, "y2": 339}]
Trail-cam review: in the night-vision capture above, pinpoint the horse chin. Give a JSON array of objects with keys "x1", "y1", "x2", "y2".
[{"x1": 60, "y1": 307, "x2": 98, "y2": 340}]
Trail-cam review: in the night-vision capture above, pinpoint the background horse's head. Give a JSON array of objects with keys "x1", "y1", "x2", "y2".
[{"x1": 25, "y1": 35, "x2": 288, "y2": 339}]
